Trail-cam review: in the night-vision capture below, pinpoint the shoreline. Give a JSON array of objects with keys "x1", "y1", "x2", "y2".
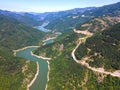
[
  {"x1": 13, "y1": 46, "x2": 39, "y2": 56},
  {"x1": 14, "y1": 45, "x2": 51, "y2": 90},
  {"x1": 45, "y1": 61, "x2": 50, "y2": 90},
  {"x1": 73, "y1": 29, "x2": 93, "y2": 36},
  {"x1": 27, "y1": 62, "x2": 39, "y2": 90},
  {"x1": 31, "y1": 51, "x2": 51, "y2": 60},
  {"x1": 31, "y1": 50, "x2": 51, "y2": 90},
  {"x1": 13, "y1": 46, "x2": 40, "y2": 90},
  {"x1": 43, "y1": 37, "x2": 56, "y2": 42}
]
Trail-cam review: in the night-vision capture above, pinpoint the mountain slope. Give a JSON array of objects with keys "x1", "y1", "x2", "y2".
[
  {"x1": 0, "y1": 7, "x2": 95, "y2": 27},
  {"x1": 0, "y1": 10, "x2": 42, "y2": 26},
  {"x1": 44, "y1": 7, "x2": 94, "y2": 32},
  {"x1": 33, "y1": 2, "x2": 120, "y2": 89},
  {"x1": 84, "y1": 2, "x2": 120, "y2": 17},
  {"x1": 40, "y1": 7, "x2": 95, "y2": 22},
  {"x1": 75, "y1": 23, "x2": 120, "y2": 71},
  {"x1": 0, "y1": 14, "x2": 45, "y2": 50},
  {"x1": 45, "y1": 14, "x2": 91, "y2": 32},
  {"x1": 75, "y1": 16, "x2": 120, "y2": 33},
  {"x1": 45, "y1": 2, "x2": 120, "y2": 32},
  {"x1": 34, "y1": 24, "x2": 120, "y2": 89},
  {"x1": 0, "y1": 14, "x2": 45, "y2": 90}
]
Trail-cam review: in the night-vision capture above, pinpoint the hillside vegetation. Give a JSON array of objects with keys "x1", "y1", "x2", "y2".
[
  {"x1": 45, "y1": 2, "x2": 120, "y2": 32},
  {"x1": 45, "y1": 15, "x2": 91, "y2": 32},
  {"x1": 26, "y1": 2, "x2": 120, "y2": 90},
  {"x1": 34, "y1": 26, "x2": 120, "y2": 89},
  {"x1": 84, "y1": 2, "x2": 120, "y2": 17},
  {"x1": 0, "y1": 14, "x2": 45, "y2": 50},
  {"x1": 75, "y1": 23, "x2": 120, "y2": 71},
  {"x1": 28, "y1": 2, "x2": 120, "y2": 89},
  {"x1": 0, "y1": 10, "x2": 42, "y2": 26},
  {"x1": 76, "y1": 16, "x2": 120, "y2": 33},
  {"x1": 0, "y1": 14, "x2": 45, "y2": 90},
  {"x1": 33, "y1": 30, "x2": 78, "y2": 58}
]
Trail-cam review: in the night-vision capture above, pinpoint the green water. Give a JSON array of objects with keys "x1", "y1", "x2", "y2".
[
  {"x1": 44, "y1": 39, "x2": 54, "y2": 45},
  {"x1": 16, "y1": 47, "x2": 48, "y2": 90}
]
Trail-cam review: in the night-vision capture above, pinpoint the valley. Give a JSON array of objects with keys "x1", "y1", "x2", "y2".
[
  {"x1": 15, "y1": 47, "x2": 48, "y2": 90},
  {"x1": 0, "y1": 1, "x2": 120, "y2": 90}
]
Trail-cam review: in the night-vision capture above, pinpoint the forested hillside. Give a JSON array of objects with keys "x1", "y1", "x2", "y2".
[
  {"x1": 76, "y1": 16, "x2": 120, "y2": 33},
  {"x1": 0, "y1": 7, "x2": 95, "y2": 27},
  {"x1": 34, "y1": 24, "x2": 120, "y2": 89},
  {"x1": 45, "y1": 15, "x2": 91, "y2": 32},
  {"x1": 45, "y1": 2, "x2": 120, "y2": 32},
  {"x1": 44, "y1": 7, "x2": 94, "y2": 32},
  {"x1": 84, "y1": 2, "x2": 120, "y2": 17},
  {"x1": 0, "y1": 10, "x2": 42, "y2": 26},
  {"x1": 75, "y1": 23, "x2": 120, "y2": 71},
  {"x1": 33, "y1": 3, "x2": 120, "y2": 88},
  {"x1": 0, "y1": 14, "x2": 45, "y2": 50},
  {"x1": 0, "y1": 14, "x2": 45, "y2": 90}
]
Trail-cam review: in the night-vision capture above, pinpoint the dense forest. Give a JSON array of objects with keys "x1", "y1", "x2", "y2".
[
  {"x1": 45, "y1": 2, "x2": 120, "y2": 32},
  {"x1": 0, "y1": 14, "x2": 45, "y2": 89},
  {"x1": 75, "y1": 16, "x2": 120, "y2": 33},
  {"x1": 0, "y1": 14, "x2": 45, "y2": 50},
  {"x1": 75, "y1": 23, "x2": 120, "y2": 71},
  {"x1": 34, "y1": 24, "x2": 120, "y2": 89},
  {"x1": 45, "y1": 15, "x2": 91, "y2": 32}
]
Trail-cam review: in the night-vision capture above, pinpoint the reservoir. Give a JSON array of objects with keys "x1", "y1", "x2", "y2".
[
  {"x1": 15, "y1": 22, "x2": 57, "y2": 89},
  {"x1": 34, "y1": 22, "x2": 50, "y2": 32},
  {"x1": 16, "y1": 47, "x2": 48, "y2": 90},
  {"x1": 35, "y1": 26, "x2": 50, "y2": 32}
]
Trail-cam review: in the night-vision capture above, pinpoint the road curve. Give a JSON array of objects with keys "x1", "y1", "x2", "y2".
[{"x1": 72, "y1": 31, "x2": 120, "y2": 78}]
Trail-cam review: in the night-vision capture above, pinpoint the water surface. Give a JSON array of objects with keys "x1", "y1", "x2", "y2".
[
  {"x1": 34, "y1": 22, "x2": 50, "y2": 32},
  {"x1": 16, "y1": 48, "x2": 48, "y2": 90}
]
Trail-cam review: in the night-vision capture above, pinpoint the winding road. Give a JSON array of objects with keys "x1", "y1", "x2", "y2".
[{"x1": 72, "y1": 30, "x2": 120, "y2": 78}]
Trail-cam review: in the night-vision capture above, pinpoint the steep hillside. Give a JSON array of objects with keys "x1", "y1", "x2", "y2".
[
  {"x1": 76, "y1": 16, "x2": 120, "y2": 33},
  {"x1": 84, "y1": 2, "x2": 120, "y2": 17},
  {"x1": 33, "y1": 2, "x2": 120, "y2": 89},
  {"x1": 41, "y1": 7, "x2": 95, "y2": 22},
  {"x1": 33, "y1": 30, "x2": 81, "y2": 58},
  {"x1": 0, "y1": 14, "x2": 45, "y2": 90},
  {"x1": 45, "y1": 2, "x2": 120, "y2": 32},
  {"x1": 44, "y1": 7, "x2": 94, "y2": 32},
  {"x1": 0, "y1": 10, "x2": 42, "y2": 26},
  {"x1": 45, "y1": 14, "x2": 91, "y2": 32},
  {"x1": 0, "y1": 7, "x2": 95, "y2": 27},
  {"x1": 0, "y1": 14, "x2": 45, "y2": 50},
  {"x1": 75, "y1": 23, "x2": 120, "y2": 71},
  {"x1": 0, "y1": 53, "x2": 37, "y2": 90},
  {"x1": 34, "y1": 7, "x2": 95, "y2": 32},
  {"x1": 34, "y1": 25, "x2": 120, "y2": 89}
]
